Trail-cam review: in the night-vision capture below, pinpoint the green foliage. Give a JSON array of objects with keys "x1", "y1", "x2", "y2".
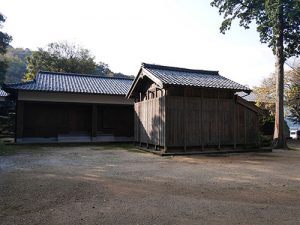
[
  {"x1": 4, "y1": 47, "x2": 32, "y2": 82},
  {"x1": 259, "y1": 114, "x2": 275, "y2": 135},
  {"x1": 93, "y1": 62, "x2": 111, "y2": 76},
  {"x1": 210, "y1": 0, "x2": 300, "y2": 59},
  {"x1": 285, "y1": 67, "x2": 300, "y2": 123},
  {"x1": 211, "y1": 0, "x2": 300, "y2": 147},
  {"x1": 254, "y1": 65, "x2": 300, "y2": 121},
  {"x1": 24, "y1": 42, "x2": 96, "y2": 80},
  {"x1": 0, "y1": 13, "x2": 12, "y2": 84},
  {"x1": 24, "y1": 41, "x2": 132, "y2": 80}
]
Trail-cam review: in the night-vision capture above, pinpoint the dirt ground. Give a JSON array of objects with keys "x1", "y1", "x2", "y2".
[{"x1": 1, "y1": 143, "x2": 300, "y2": 225}]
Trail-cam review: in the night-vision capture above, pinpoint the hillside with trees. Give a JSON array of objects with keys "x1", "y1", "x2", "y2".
[
  {"x1": 4, "y1": 47, "x2": 31, "y2": 83},
  {"x1": 0, "y1": 13, "x2": 12, "y2": 84},
  {"x1": 4, "y1": 41, "x2": 132, "y2": 83},
  {"x1": 24, "y1": 41, "x2": 132, "y2": 81}
]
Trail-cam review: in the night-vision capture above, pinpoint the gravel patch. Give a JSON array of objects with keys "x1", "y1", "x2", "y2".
[{"x1": 1, "y1": 145, "x2": 300, "y2": 225}]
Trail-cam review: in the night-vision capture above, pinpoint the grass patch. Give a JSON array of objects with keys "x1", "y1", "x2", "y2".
[
  {"x1": 0, "y1": 139, "x2": 40, "y2": 156},
  {"x1": 0, "y1": 143, "x2": 20, "y2": 155}
]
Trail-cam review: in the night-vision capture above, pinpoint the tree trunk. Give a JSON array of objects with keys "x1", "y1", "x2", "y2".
[{"x1": 273, "y1": 2, "x2": 286, "y2": 149}]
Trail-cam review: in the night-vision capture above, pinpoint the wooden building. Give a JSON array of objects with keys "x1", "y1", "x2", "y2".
[
  {"x1": 127, "y1": 63, "x2": 264, "y2": 153},
  {"x1": 4, "y1": 71, "x2": 134, "y2": 143}
]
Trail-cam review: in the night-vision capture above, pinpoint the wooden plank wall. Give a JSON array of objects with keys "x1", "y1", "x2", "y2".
[
  {"x1": 165, "y1": 96, "x2": 259, "y2": 148},
  {"x1": 134, "y1": 96, "x2": 165, "y2": 147}
]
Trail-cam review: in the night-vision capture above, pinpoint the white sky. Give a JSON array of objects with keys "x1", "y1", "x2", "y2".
[{"x1": 1, "y1": 0, "x2": 277, "y2": 87}]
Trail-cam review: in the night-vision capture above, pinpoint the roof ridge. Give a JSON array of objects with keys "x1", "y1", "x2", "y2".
[
  {"x1": 38, "y1": 71, "x2": 134, "y2": 80},
  {"x1": 4, "y1": 79, "x2": 36, "y2": 88},
  {"x1": 142, "y1": 63, "x2": 219, "y2": 75}
]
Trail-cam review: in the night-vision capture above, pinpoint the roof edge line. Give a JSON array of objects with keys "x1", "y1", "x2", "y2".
[
  {"x1": 38, "y1": 70, "x2": 134, "y2": 80},
  {"x1": 141, "y1": 62, "x2": 219, "y2": 75}
]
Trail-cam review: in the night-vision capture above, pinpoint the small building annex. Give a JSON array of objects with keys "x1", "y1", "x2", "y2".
[
  {"x1": 127, "y1": 63, "x2": 263, "y2": 153},
  {"x1": 4, "y1": 71, "x2": 134, "y2": 143}
]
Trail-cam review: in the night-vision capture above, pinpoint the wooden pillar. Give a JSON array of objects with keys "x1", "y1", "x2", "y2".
[
  {"x1": 244, "y1": 108, "x2": 247, "y2": 148},
  {"x1": 139, "y1": 92, "x2": 142, "y2": 146},
  {"x1": 164, "y1": 89, "x2": 168, "y2": 152},
  {"x1": 91, "y1": 104, "x2": 97, "y2": 138},
  {"x1": 183, "y1": 88, "x2": 187, "y2": 152},
  {"x1": 201, "y1": 89, "x2": 204, "y2": 151},
  {"x1": 217, "y1": 90, "x2": 221, "y2": 150},
  {"x1": 139, "y1": 102, "x2": 142, "y2": 147},
  {"x1": 16, "y1": 101, "x2": 24, "y2": 141},
  {"x1": 146, "y1": 95, "x2": 149, "y2": 149},
  {"x1": 233, "y1": 95, "x2": 237, "y2": 149},
  {"x1": 257, "y1": 113, "x2": 261, "y2": 148}
]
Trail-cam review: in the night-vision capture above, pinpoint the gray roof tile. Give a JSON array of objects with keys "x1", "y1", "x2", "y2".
[
  {"x1": 142, "y1": 63, "x2": 251, "y2": 91},
  {"x1": 5, "y1": 71, "x2": 134, "y2": 96},
  {"x1": 236, "y1": 91, "x2": 256, "y2": 102}
]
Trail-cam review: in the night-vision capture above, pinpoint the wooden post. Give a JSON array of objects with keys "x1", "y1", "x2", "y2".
[
  {"x1": 91, "y1": 104, "x2": 97, "y2": 138},
  {"x1": 244, "y1": 108, "x2": 247, "y2": 148},
  {"x1": 217, "y1": 90, "x2": 221, "y2": 150},
  {"x1": 233, "y1": 95, "x2": 237, "y2": 149},
  {"x1": 146, "y1": 95, "x2": 149, "y2": 149},
  {"x1": 201, "y1": 89, "x2": 204, "y2": 151},
  {"x1": 183, "y1": 88, "x2": 187, "y2": 152},
  {"x1": 16, "y1": 100, "x2": 24, "y2": 141},
  {"x1": 164, "y1": 89, "x2": 168, "y2": 152},
  {"x1": 257, "y1": 113, "x2": 260, "y2": 148}
]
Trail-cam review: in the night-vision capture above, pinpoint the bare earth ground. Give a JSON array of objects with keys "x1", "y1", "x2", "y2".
[{"x1": 1, "y1": 142, "x2": 300, "y2": 225}]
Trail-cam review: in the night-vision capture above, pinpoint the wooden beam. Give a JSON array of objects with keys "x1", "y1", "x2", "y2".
[{"x1": 236, "y1": 96, "x2": 265, "y2": 115}]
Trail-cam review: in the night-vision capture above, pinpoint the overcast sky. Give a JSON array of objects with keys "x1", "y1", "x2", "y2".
[{"x1": 2, "y1": 0, "x2": 279, "y2": 87}]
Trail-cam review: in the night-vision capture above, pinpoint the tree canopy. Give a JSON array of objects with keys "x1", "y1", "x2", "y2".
[
  {"x1": 210, "y1": 0, "x2": 300, "y2": 59},
  {"x1": 210, "y1": 0, "x2": 300, "y2": 148},
  {"x1": 24, "y1": 41, "x2": 131, "y2": 80},
  {"x1": 24, "y1": 42, "x2": 96, "y2": 80},
  {"x1": 0, "y1": 13, "x2": 12, "y2": 84},
  {"x1": 4, "y1": 47, "x2": 32, "y2": 83},
  {"x1": 254, "y1": 66, "x2": 300, "y2": 116},
  {"x1": 285, "y1": 67, "x2": 300, "y2": 123}
]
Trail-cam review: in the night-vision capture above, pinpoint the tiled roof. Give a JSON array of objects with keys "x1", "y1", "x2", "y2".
[
  {"x1": 5, "y1": 71, "x2": 134, "y2": 96},
  {"x1": 236, "y1": 91, "x2": 256, "y2": 102},
  {"x1": 142, "y1": 63, "x2": 250, "y2": 91},
  {"x1": 0, "y1": 89, "x2": 8, "y2": 97}
]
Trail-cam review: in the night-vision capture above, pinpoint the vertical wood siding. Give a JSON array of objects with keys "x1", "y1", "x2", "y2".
[
  {"x1": 135, "y1": 92, "x2": 260, "y2": 151},
  {"x1": 134, "y1": 96, "x2": 165, "y2": 147}
]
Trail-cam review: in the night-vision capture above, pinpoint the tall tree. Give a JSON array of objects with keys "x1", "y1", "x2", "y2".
[
  {"x1": 24, "y1": 41, "x2": 132, "y2": 80},
  {"x1": 0, "y1": 13, "x2": 12, "y2": 84},
  {"x1": 254, "y1": 66, "x2": 300, "y2": 116},
  {"x1": 210, "y1": 0, "x2": 300, "y2": 148},
  {"x1": 24, "y1": 41, "x2": 97, "y2": 80},
  {"x1": 4, "y1": 47, "x2": 32, "y2": 82},
  {"x1": 285, "y1": 66, "x2": 300, "y2": 123}
]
